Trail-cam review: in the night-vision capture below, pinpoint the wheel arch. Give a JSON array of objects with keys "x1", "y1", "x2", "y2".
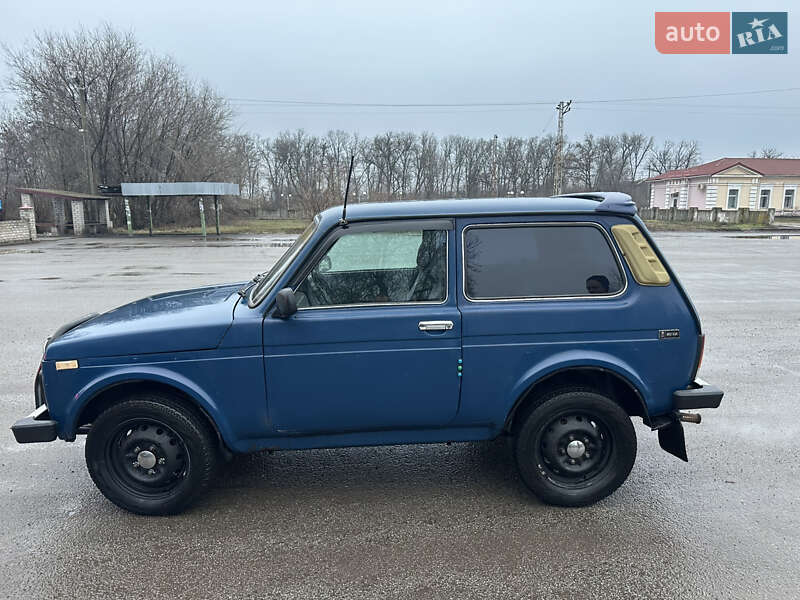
[
  {"x1": 504, "y1": 359, "x2": 650, "y2": 434},
  {"x1": 66, "y1": 367, "x2": 234, "y2": 451}
]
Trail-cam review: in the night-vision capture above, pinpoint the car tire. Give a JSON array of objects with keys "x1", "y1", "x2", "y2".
[
  {"x1": 85, "y1": 394, "x2": 219, "y2": 515},
  {"x1": 514, "y1": 387, "x2": 636, "y2": 507}
]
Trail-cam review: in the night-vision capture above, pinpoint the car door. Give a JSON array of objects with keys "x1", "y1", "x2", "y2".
[{"x1": 262, "y1": 219, "x2": 461, "y2": 434}]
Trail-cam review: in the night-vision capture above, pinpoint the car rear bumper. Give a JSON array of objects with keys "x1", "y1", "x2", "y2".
[
  {"x1": 672, "y1": 377, "x2": 723, "y2": 410},
  {"x1": 11, "y1": 405, "x2": 58, "y2": 443},
  {"x1": 653, "y1": 378, "x2": 724, "y2": 462}
]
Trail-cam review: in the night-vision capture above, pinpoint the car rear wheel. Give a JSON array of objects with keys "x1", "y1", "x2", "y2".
[
  {"x1": 85, "y1": 394, "x2": 219, "y2": 515},
  {"x1": 514, "y1": 387, "x2": 636, "y2": 507}
]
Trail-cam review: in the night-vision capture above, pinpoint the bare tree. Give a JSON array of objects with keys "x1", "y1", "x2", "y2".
[
  {"x1": 647, "y1": 139, "x2": 701, "y2": 175},
  {"x1": 2, "y1": 25, "x2": 233, "y2": 226},
  {"x1": 623, "y1": 133, "x2": 654, "y2": 181},
  {"x1": 748, "y1": 147, "x2": 784, "y2": 159},
  {"x1": 571, "y1": 133, "x2": 599, "y2": 189},
  {"x1": 0, "y1": 27, "x2": 711, "y2": 224}
]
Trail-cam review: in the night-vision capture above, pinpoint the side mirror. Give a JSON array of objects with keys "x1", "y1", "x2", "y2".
[{"x1": 273, "y1": 288, "x2": 298, "y2": 319}]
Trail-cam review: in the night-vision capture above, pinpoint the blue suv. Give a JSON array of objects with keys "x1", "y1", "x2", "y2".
[{"x1": 12, "y1": 192, "x2": 723, "y2": 514}]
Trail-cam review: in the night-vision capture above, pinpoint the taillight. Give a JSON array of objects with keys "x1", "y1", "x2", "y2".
[
  {"x1": 34, "y1": 363, "x2": 45, "y2": 408},
  {"x1": 696, "y1": 334, "x2": 705, "y2": 372}
]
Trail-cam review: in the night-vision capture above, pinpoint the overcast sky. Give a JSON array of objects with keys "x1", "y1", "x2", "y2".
[{"x1": 2, "y1": 0, "x2": 798, "y2": 159}]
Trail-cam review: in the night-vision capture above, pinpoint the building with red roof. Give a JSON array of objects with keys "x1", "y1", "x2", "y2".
[{"x1": 645, "y1": 158, "x2": 800, "y2": 212}]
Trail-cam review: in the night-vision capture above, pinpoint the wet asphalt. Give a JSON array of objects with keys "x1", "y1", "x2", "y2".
[{"x1": 0, "y1": 231, "x2": 798, "y2": 599}]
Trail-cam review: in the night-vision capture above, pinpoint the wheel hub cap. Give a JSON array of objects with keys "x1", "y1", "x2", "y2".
[
  {"x1": 137, "y1": 450, "x2": 157, "y2": 470},
  {"x1": 537, "y1": 412, "x2": 611, "y2": 485},
  {"x1": 566, "y1": 439, "x2": 586, "y2": 459}
]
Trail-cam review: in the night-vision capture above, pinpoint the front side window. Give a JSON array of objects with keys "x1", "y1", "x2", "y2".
[
  {"x1": 297, "y1": 229, "x2": 447, "y2": 308},
  {"x1": 759, "y1": 189, "x2": 771, "y2": 209},
  {"x1": 463, "y1": 224, "x2": 624, "y2": 300},
  {"x1": 784, "y1": 189, "x2": 796, "y2": 209},
  {"x1": 727, "y1": 188, "x2": 739, "y2": 209}
]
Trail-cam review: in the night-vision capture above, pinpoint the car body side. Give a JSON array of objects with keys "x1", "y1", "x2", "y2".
[{"x1": 38, "y1": 203, "x2": 701, "y2": 454}]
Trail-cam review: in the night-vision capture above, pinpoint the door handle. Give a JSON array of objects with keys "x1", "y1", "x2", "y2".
[{"x1": 418, "y1": 320, "x2": 454, "y2": 332}]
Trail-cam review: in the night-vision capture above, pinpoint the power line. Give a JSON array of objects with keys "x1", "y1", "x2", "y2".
[
  {"x1": 228, "y1": 97, "x2": 555, "y2": 107},
  {"x1": 575, "y1": 87, "x2": 800, "y2": 105},
  {"x1": 226, "y1": 86, "x2": 800, "y2": 108},
  {"x1": 538, "y1": 111, "x2": 556, "y2": 135},
  {"x1": 575, "y1": 105, "x2": 800, "y2": 116},
  {"x1": 233, "y1": 106, "x2": 558, "y2": 116},
  {"x1": 231, "y1": 104, "x2": 800, "y2": 117},
  {"x1": 4, "y1": 85, "x2": 800, "y2": 109}
]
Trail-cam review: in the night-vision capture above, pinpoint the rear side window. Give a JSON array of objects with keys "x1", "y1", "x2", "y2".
[{"x1": 463, "y1": 224, "x2": 624, "y2": 300}]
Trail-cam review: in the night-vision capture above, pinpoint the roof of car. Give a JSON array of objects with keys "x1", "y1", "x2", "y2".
[{"x1": 318, "y1": 193, "x2": 636, "y2": 225}]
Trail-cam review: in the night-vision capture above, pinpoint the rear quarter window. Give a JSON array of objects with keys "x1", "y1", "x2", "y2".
[
  {"x1": 463, "y1": 223, "x2": 625, "y2": 300},
  {"x1": 610, "y1": 224, "x2": 671, "y2": 286}
]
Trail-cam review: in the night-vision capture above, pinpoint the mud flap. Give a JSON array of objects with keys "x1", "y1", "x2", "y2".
[{"x1": 658, "y1": 420, "x2": 688, "y2": 462}]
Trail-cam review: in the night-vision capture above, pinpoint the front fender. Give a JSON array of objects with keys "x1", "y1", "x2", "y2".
[
  {"x1": 62, "y1": 366, "x2": 236, "y2": 446},
  {"x1": 506, "y1": 349, "x2": 650, "y2": 418}
]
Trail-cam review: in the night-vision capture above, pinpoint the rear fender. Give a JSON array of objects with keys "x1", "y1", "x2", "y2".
[{"x1": 507, "y1": 350, "x2": 650, "y2": 420}]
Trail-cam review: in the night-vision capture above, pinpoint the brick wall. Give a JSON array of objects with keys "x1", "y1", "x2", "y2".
[
  {"x1": 71, "y1": 200, "x2": 85, "y2": 235},
  {"x1": 0, "y1": 220, "x2": 34, "y2": 244}
]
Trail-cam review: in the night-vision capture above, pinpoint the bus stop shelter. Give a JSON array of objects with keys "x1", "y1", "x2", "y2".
[
  {"x1": 119, "y1": 182, "x2": 240, "y2": 236},
  {"x1": 17, "y1": 187, "x2": 113, "y2": 235}
]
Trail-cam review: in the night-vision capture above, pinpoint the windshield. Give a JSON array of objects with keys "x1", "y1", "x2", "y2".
[{"x1": 247, "y1": 218, "x2": 319, "y2": 307}]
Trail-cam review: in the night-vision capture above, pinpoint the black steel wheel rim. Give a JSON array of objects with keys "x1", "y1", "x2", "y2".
[
  {"x1": 105, "y1": 418, "x2": 191, "y2": 498},
  {"x1": 534, "y1": 410, "x2": 613, "y2": 488}
]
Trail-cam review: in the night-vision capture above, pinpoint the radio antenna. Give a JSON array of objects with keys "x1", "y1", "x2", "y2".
[{"x1": 340, "y1": 154, "x2": 355, "y2": 225}]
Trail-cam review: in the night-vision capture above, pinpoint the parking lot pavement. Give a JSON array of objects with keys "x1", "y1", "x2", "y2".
[{"x1": 1, "y1": 232, "x2": 798, "y2": 599}]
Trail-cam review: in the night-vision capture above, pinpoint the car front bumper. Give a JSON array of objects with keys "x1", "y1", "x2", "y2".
[
  {"x1": 655, "y1": 378, "x2": 724, "y2": 462},
  {"x1": 11, "y1": 404, "x2": 58, "y2": 443}
]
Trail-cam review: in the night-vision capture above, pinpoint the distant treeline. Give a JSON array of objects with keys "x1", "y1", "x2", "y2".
[
  {"x1": 243, "y1": 130, "x2": 701, "y2": 217},
  {"x1": 1, "y1": 26, "x2": 703, "y2": 226}
]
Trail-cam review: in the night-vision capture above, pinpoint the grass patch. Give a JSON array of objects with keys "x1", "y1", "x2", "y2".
[{"x1": 111, "y1": 218, "x2": 310, "y2": 236}]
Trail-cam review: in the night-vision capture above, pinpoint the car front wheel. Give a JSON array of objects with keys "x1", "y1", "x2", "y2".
[
  {"x1": 514, "y1": 387, "x2": 637, "y2": 507},
  {"x1": 85, "y1": 394, "x2": 219, "y2": 515}
]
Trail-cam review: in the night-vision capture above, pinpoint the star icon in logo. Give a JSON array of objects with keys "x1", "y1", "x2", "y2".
[{"x1": 748, "y1": 17, "x2": 768, "y2": 29}]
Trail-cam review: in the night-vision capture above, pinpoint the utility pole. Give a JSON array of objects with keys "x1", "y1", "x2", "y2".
[
  {"x1": 553, "y1": 100, "x2": 572, "y2": 196},
  {"x1": 492, "y1": 134, "x2": 499, "y2": 197},
  {"x1": 74, "y1": 76, "x2": 94, "y2": 194}
]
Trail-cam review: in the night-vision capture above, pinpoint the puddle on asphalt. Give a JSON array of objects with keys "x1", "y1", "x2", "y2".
[
  {"x1": 0, "y1": 248, "x2": 44, "y2": 254},
  {"x1": 727, "y1": 234, "x2": 800, "y2": 240},
  {"x1": 123, "y1": 265, "x2": 167, "y2": 270}
]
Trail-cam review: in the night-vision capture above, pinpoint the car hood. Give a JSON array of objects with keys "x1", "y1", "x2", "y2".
[{"x1": 45, "y1": 283, "x2": 244, "y2": 360}]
